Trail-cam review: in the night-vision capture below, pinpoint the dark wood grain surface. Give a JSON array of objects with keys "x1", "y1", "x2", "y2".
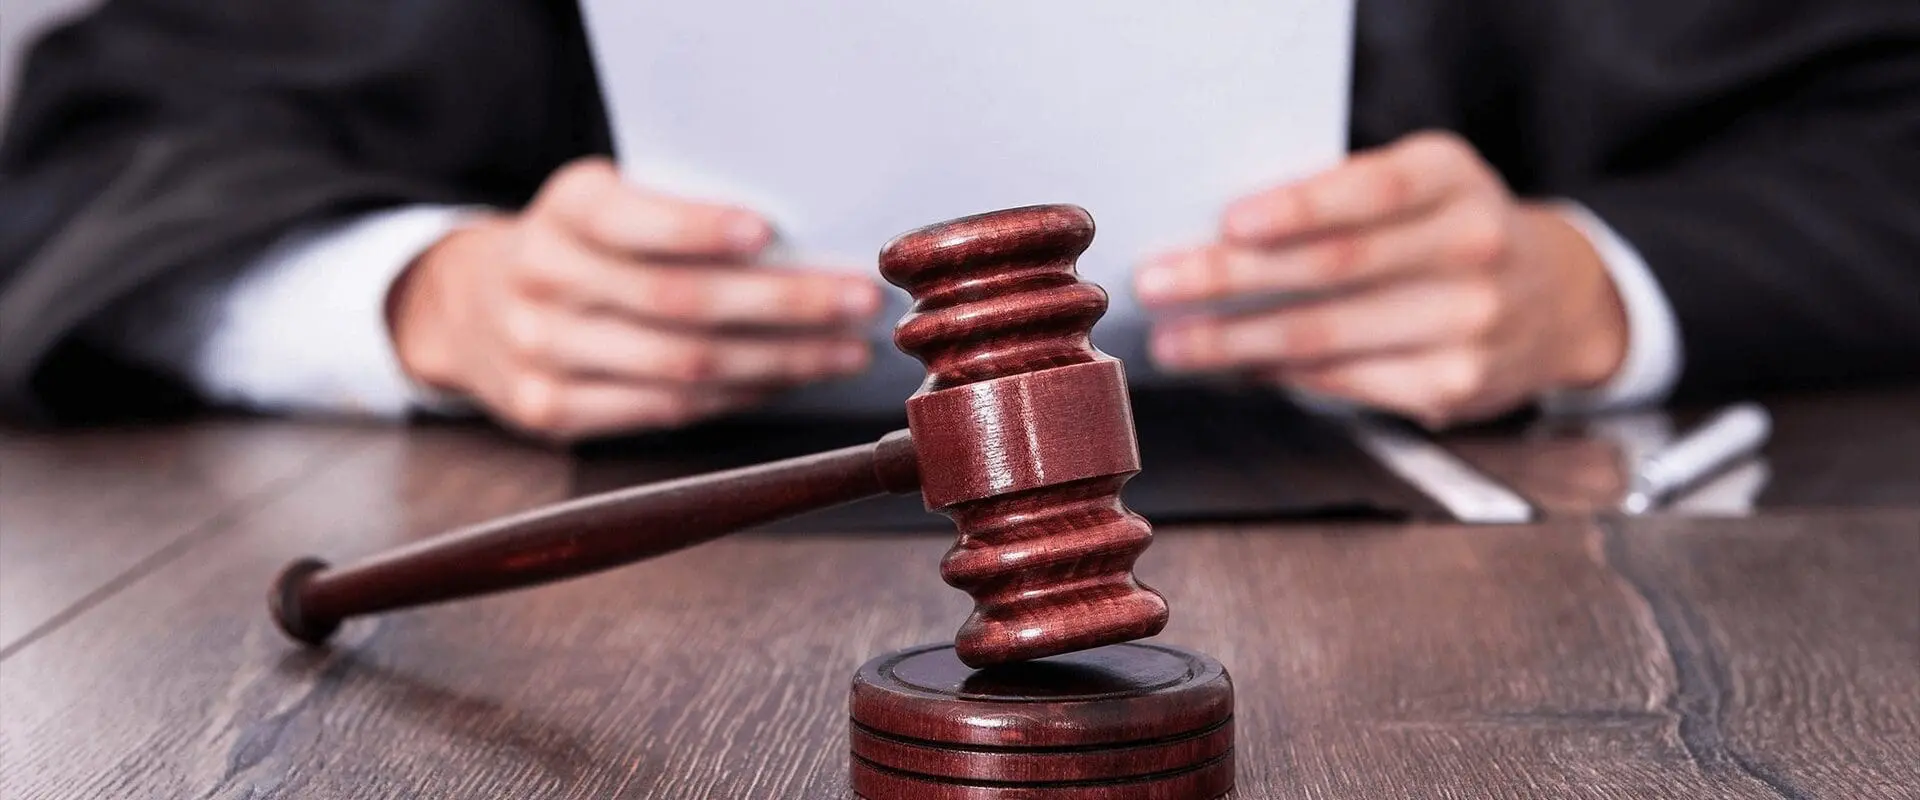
[
  {"x1": 3, "y1": 399, "x2": 1917, "y2": 799},
  {"x1": 1600, "y1": 511, "x2": 1920, "y2": 799},
  {"x1": 0, "y1": 421, "x2": 354, "y2": 653}
]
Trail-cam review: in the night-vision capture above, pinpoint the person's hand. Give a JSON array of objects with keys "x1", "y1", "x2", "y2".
[
  {"x1": 387, "y1": 157, "x2": 882, "y2": 441},
  {"x1": 1135, "y1": 131, "x2": 1629, "y2": 428}
]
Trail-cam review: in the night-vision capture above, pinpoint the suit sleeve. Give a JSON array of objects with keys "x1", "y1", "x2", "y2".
[
  {"x1": 1562, "y1": 2, "x2": 1920, "y2": 397},
  {"x1": 1575, "y1": 129, "x2": 1920, "y2": 397},
  {"x1": 0, "y1": 0, "x2": 607, "y2": 424},
  {"x1": 80, "y1": 205, "x2": 482, "y2": 418}
]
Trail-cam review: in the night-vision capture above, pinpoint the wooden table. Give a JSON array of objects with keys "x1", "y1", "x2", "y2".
[{"x1": 4, "y1": 387, "x2": 1917, "y2": 799}]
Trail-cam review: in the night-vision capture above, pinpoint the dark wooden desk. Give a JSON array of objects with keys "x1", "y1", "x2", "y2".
[{"x1": 4, "y1": 388, "x2": 1917, "y2": 798}]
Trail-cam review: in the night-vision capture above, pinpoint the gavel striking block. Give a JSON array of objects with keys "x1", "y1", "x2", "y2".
[
  {"x1": 266, "y1": 204, "x2": 1232, "y2": 798},
  {"x1": 849, "y1": 642, "x2": 1233, "y2": 799}
]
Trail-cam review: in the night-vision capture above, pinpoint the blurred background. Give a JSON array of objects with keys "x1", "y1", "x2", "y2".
[
  {"x1": 0, "y1": 0, "x2": 93, "y2": 119},
  {"x1": 2, "y1": 1, "x2": 1915, "y2": 502}
]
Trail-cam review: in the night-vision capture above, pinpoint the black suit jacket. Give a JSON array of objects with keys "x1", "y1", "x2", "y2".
[{"x1": 3, "y1": 0, "x2": 1918, "y2": 423}]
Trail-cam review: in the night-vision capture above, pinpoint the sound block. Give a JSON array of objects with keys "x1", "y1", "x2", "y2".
[{"x1": 849, "y1": 642, "x2": 1234, "y2": 799}]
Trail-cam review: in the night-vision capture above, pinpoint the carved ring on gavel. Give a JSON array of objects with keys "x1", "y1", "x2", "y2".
[{"x1": 268, "y1": 204, "x2": 1169, "y2": 668}]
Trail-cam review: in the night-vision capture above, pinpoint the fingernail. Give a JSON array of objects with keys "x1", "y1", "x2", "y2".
[
  {"x1": 833, "y1": 343, "x2": 870, "y2": 372},
  {"x1": 727, "y1": 213, "x2": 769, "y2": 251},
  {"x1": 842, "y1": 281, "x2": 881, "y2": 317},
  {"x1": 1223, "y1": 203, "x2": 1268, "y2": 242},
  {"x1": 1151, "y1": 327, "x2": 1189, "y2": 367},
  {"x1": 1136, "y1": 260, "x2": 1180, "y2": 304}
]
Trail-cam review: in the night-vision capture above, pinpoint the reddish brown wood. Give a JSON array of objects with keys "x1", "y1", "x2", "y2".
[
  {"x1": 848, "y1": 643, "x2": 1233, "y2": 799},
  {"x1": 269, "y1": 204, "x2": 1169, "y2": 667},
  {"x1": 882, "y1": 205, "x2": 1167, "y2": 667},
  {"x1": 849, "y1": 724, "x2": 1232, "y2": 783},
  {"x1": 851, "y1": 759, "x2": 1234, "y2": 800},
  {"x1": 271, "y1": 430, "x2": 921, "y2": 643},
  {"x1": 850, "y1": 643, "x2": 1233, "y2": 747}
]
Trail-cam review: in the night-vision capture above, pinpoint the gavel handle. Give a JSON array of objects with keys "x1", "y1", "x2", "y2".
[{"x1": 271, "y1": 429, "x2": 921, "y2": 645}]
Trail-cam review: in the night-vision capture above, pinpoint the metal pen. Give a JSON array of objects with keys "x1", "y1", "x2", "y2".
[{"x1": 1619, "y1": 402, "x2": 1772, "y2": 515}]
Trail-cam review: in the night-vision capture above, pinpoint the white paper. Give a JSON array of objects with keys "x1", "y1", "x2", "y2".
[{"x1": 579, "y1": 0, "x2": 1355, "y2": 412}]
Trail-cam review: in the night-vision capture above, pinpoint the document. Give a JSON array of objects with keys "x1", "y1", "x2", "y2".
[{"x1": 578, "y1": 1, "x2": 1355, "y2": 411}]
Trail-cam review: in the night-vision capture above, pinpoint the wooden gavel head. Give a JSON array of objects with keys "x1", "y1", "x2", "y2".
[{"x1": 882, "y1": 204, "x2": 1169, "y2": 667}]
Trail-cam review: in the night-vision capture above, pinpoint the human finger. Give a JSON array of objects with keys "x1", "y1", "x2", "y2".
[
  {"x1": 1136, "y1": 197, "x2": 1511, "y2": 307},
  {"x1": 1149, "y1": 278, "x2": 1503, "y2": 371},
  {"x1": 1220, "y1": 131, "x2": 1498, "y2": 246},
  {"x1": 1267, "y1": 347, "x2": 1496, "y2": 428},
  {"x1": 486, "y1": 374, "x2": 758, "y2": 442},
  {"x1": 498, "y1": 305, "x2": 872, "y2": 385},
  {"x1": 532, "y1": 157, "x2": 772, "y2": 259},
  {"x1": 515, "y1": 230, "x2": 883, "y2": 329}
]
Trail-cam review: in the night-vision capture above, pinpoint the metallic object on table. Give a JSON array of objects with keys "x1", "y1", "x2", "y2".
[{"x1": 1620, "y1": 402, "x2": 1772, "y2": 515}]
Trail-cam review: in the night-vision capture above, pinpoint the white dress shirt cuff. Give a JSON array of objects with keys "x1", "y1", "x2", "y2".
[
  {"x1": 187, "y1": 205, "x2": 481, "y2": 418},
  {"x1": 1538, "y1": 202, "x2": 1684, "y2": 415}
]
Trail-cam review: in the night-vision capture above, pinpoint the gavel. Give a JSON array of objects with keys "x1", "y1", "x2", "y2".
[{"x1": 269, "y1": 204, "x2": 1169, "y2": 668}]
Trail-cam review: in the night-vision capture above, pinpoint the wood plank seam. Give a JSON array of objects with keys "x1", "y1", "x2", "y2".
[
  {"x1": 1596, "y1": 517, "x2": 1815, "y2": 800},
  {"x1": 0, "y1": 433, "x2": 359, "y2": 661},
  {"x1": 202, "y1": 640, "x2": 375, "y2": 796}
]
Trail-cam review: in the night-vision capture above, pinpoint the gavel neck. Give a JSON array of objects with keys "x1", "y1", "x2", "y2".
[{"x1": 872, "y1": 429, "x2": 921, "y2": 495}]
